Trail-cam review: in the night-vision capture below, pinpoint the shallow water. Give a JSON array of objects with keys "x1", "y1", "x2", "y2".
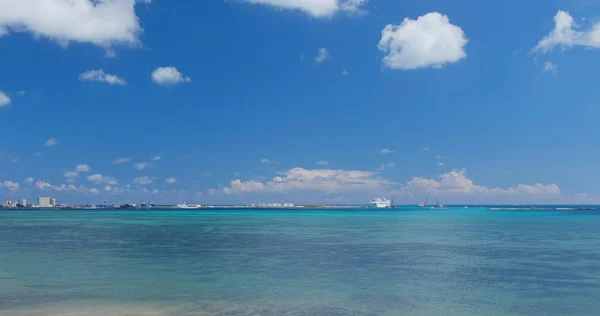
[{"x1": 1, "y1": 207, "x2": 600, "y2": 315}]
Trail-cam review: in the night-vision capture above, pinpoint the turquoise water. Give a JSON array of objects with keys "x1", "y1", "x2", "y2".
[{"x1": 1, "y1": 207, "x2": 600, "y2": 315}]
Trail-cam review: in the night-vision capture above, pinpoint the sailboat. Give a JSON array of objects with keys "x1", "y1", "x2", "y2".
[{"x1": 432, "y1": 198, "x2": 447, "y2": 209}]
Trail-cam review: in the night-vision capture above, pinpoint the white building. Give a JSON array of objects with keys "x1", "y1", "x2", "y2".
[
  {"x1": 38, "y1": 197, "x2": 52, "y2": 208},
  {"x1": 50, "y1": 198, "x2": 56, "y2": 207},
  {"x1": 19, "y1": 199, "x2": 26, "y2": 207}
]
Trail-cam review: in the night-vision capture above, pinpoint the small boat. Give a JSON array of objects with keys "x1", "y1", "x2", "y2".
[
  {"x1": 431, "y1": 198, "x2": 447, "y2": 209},
  {"x1": 119, "y1": 203, "x2": 137, "y2": 209},
  {"x1": 176, "y1": 202, "x2": 201, "y2": 209},
  {"x1": 418, "y1": 198, "x2": 429, "y2": 208},
  {"x1": 140, "y1": 202, "x2": 155, "y2": 209}
]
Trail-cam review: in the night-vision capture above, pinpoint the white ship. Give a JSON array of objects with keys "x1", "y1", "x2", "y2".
[
  {"x1": 175, "y1": 202, "x2": 201, "y2": 209},
  {"x1": 369, "y1": 197, "x2": 392, "y2": 208}
]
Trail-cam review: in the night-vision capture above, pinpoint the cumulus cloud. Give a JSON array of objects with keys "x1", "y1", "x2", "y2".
[
  {"x1": 113, "y1": 157, "x2": 132, "y2": 164},
  {"x1": 0, "y1": 91, "x2": 11, "y2": 107},
  {"x1": 534, "y1": 10, "x2": 600, "y2": 53},
  {"x1": 2, "y1": 180, "x2": 19, "y2": 192},
  {"x1": 79, "y1": 69, "x2": 126, "y2": 86},
  {"x1": 165, "y1": 177, "x2": 177, "y2": 184},
  {"x1": 63, "y1": 171, "x2": 79, "y2": 179},
  {"x1": 0, "y1": 0, "x2": 147, "y2": 54},
  {"x1": 35, "y1": 180, "x2": 100, "y2": 195},
  {"x1": 45, "y1": 138, "x2": 58, "y2": 146},
  {"x1": 133, "y1": 162, "x2": 152, "y2": 170},
  {"x1": 24, "y1": 177, "x2": 35, "y2": 183},
  {"x1": 378, "y1": 12, "x2": 468, "y2": 70},
  {"x1": 76, "y1": 164, "x2": 91, "y2": 172},
  {"x1": 543, "y1": 61, "x2": 557, "y2": 74},
  {"x1": 133, "y1": 176, "x2": 153, "y2": 185},
  {"x1": 34, "y1": 152, "x2": 42, "y2": 157},
  {"x1": 151, "y1": 66, "x2": 191, "y2": 86},
  {"x1": 87, "y1": 174, "x2": 118, "y2": 185},
  {"x1": 341, "y1": 67, "x2": 349, "y2": 76},
  {"x1": 152, "y1": 155, "x2": 161, "y2": 161},
  {"x1": 261, "y1": 158, "x2": 273, "y2": 164},
  {"x1": 216, "y1": 167, "x2": 392, "y2": 195},
  {"x1": 380, "y1": 148, "x2": 395, "y2": 154},
  {"x1": 395, "y1": 169, "x2": 561, "y2": 204},
  {"x1": 240, "y1": 0, "x2": 367, "y2": 18},
  {"x1": 315, "y1": 48, "x2": 330, "y2": 64}
]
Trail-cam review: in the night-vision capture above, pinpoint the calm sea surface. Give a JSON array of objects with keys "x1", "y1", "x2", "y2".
[{"x1": 1, "y1": 207, "x2": 600, "y2": 315}]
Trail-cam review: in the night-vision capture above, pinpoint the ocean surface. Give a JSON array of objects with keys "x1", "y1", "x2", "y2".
[{"x1": 1, "y1": 207, "x2": 600, "y2": 315}]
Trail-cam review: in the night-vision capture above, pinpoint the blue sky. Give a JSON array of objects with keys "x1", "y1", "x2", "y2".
[{"x1": 1, "y1": 0, "x2": 600, "y2": 205}]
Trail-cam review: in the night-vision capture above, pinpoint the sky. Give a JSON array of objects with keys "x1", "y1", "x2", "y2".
[{"x1": 1, "y1": 0, "x2": 600, "y2": 205}]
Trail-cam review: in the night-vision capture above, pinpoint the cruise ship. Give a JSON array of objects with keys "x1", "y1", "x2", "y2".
[{"x1": 369, "y1": 197, "x2": 392, "y2": 208}]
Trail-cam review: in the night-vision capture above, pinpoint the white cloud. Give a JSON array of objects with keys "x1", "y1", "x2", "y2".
[
  {"x1": 2, "y1": 180, "x2": 19, "y2": 192},
  {"x1": 0, "y1": 91, "x2": 11, "y2": 107},
  {"x1": 240, "y1": 0, "x2": 367, "y2": 18},
  {"x1": 378, "y1": 12, "x2": 468, "y2": 70},
  {"x1": 380, "y1": 148, "x2": 395, "y2": 154},
  {"x1": 113, "y1": 157, "x2": 132, "y2": 164},
  {"x1": 423, "y1": 147, "x2": 430, "y2": 151},
  {"x1": 222, "y1": 179, "x2": 266, "y2": 194},
  {"x1": 76, "y1": 164, "x2": 91, "y2": 172},
  {"x1": 0, "y1": 0, "x2": 147, "y2": 53},
  {"x1": 216, "y1": 167, "x2": 392, "y2": 195},
  {"x1": 261, "y1": 158, "x2": 273, "y2": 164},
  {"x1": 165, "y1": 177, "x2": 177, "y2": 184},
  {"x1": 34, "y1": 152, "x2": 42, "y2": 157},
  {"x1": 133, "y1": 176, "x2": 153, "y2": 185},
  {"x1": 133, "y1": 162, "x2": 152, "y2": 170},
  {"x1": 87, "y1": 174, "x2": 118, "y2": 185},
  {"x1": 79, "y1": 69, "x2": 126, "y2": 86},
  {"x1": 24, "y1": 177, "x2": 35, "y2": 183},
  {"x1": 45, "y1": 138, "x2": 58, "y2": 146},
  {"x1": 63, "y1": 171, "x2": 79, "y2": 178},
  {"x1": 35, "y1": 180, "x2": 100, "y2": 195},
  {"x1": 315, "y1": 48, "x2": 329, "y2": 64},
  {"x1": 341, "y1": 67, "x2": 349, "y2": 76},
  {"x1": 436, "y1": 155, "x2": 444, "y2": 160},
  {"x1": 152, "y1": 189, "x2": 159, "y2": 194},
  {"x1": 438, "y1": 162, "x2": 445, "y2": 167},
  {"x1": 152, "y1": 155, "x2": 161, "y2": 161},
  {"x1": 534, "y1": 10, "x2": 600, "y2": 53},
  {"x1": 543, "y1": 61, "x2": 557, "y2": 74},
  {"x1": 151, "y1": 66, "x2": 191, "y2": 86},
  {"x1": 377, "y1": 162, "x2": 396, "y2": 171},
  {"x1": 317, "y1": 161, "x2": 329, "y2": 165},
  {"x1": 104, "y1": 185, "x2": 112, "y2": 192},
  {"x1": 395, "y1": 169, "x2": 561, "y2": 203}
]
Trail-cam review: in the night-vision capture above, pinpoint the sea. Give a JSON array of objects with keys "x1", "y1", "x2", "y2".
[{"x1": 1, "y1": 206, "x2": 600, "y2": 315}]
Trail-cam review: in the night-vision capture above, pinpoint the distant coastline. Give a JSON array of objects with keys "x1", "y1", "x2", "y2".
[{"x1": 0, "y1": 205, "x2": 596, "y2": 211}]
